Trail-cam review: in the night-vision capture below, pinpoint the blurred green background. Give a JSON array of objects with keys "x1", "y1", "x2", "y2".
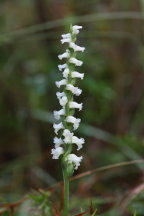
[{"x1": 1, "y1": 0, "x2": 144, "y2": 215}]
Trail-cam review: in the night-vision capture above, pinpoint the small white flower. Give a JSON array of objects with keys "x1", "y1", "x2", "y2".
[
  {"x1": 54, "y1": 108, "x2": 65, "y2": 120},
  {"x1": 53, "y1": 122, "x2": 64, "y2": 134},
  {"x1": 62, "y1": 68, "x2": 70, "y2": 79},
  {"x1": 69, "y1": 57, "x2": 83, "y2": 66},
  {"x1": 53, "y1": 137, "x2": 64, "y2": 148},
  {"x1": 61, "y1": 37, "x2": 71, "y2": 44},
  {"x1": 61, "y1": 33, "x2": 71, "y2": 39},
  {"x1": 56, "y1": 92, "x2": 68, "y2": 106},
  {"x1": 58, "y1": 49, "x2": 70, "y2": 60},
  {"x1": 63, "y1": 129, "x2": 73, "y2": 143},
  {"x1": 71, "y1": 71, "x2": 84, "y2": 80},
  {"x1": 56, "y1": 91, "x2": 65, "y2": 99},
  {"x1": 72, "y1": 136, "x2": 85, "y2": 150},
  {"x1": 69, "y1": 42, "x2": 85, "y2": 52},
  {"x1": 69, "y1": 101, "x2": 83, "y2": 111},
  {"x1": 58, "y1": 64, "x2": 67, "y2": 71},
  {"x1": 67, "y1": 153, "x2": 83, "y2": 170},
  {"x1": 51, "y1": 147, "x2": 64, "y2": 159},
  {"x1": 66, "y1": 116, "x2": 81, "y2": 130},
  {"x1": 55, "y1": 79, "x2": 67, "y2": 88},
  {"x1": 59, "y1": 96, "x2": 68, "y2": 106},
  {"x1": 63, "y1": 129, "x2": 84, "y2": 150},
  {"x1": 66, "y1": 84, "x2": 82, "y2": 96},
  {"x1": 61, "y1": 33, "x2": 71, "y2": 44},
  {"x1": 72, "y1": 25, "x2": 83, "y2": 34}
]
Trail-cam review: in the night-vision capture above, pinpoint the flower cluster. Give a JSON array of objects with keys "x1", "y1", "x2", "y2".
[{"x1": 52, "y1": 25, "x2": 85, "y2": 170}]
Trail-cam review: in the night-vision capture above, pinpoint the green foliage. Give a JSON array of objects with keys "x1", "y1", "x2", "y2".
[
  {"x1": 0, "y1": 0, "x2": 144, "y2": 216},
  {"x1": 128, "y1": 193, "x2": 144, "y2": 216},
  {"x1": 91, "y1": 209, "x2": 97, "y2": 216},
  {"x1": 29, "y1": 189, "x2": 52, "y2": 216},
  {"x1": 133, "y1": 211, "x2": 137, "y2": 216}
]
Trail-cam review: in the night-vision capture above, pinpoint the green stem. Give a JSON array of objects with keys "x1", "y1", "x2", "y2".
[{"x1": 62, "y1": 168, "x2": 69, "y2": 216}]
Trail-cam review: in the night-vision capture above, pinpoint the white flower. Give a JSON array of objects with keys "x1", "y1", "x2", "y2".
[
  {"x1": 61, "y1": 34, "x2": 72, "y2": 44},
  {"x1": 63, "y1": 129, "x2": 84, "y2": 150},
  {"x1": 66, "y1": 84, "x2": 82, "y2": 96},
  {"x1": 61, "y1": 38, "x2": 71, "y2": 44},
  {"x1": 69, "y1": 42, "x2": 85, "y2": 52},
  {"x1": 56, "y1": 92, "x2": 68, "y2": 106},
  {"x1": 61, "y1": 33, "x2": 71, "y2": 44},
  {"x1": 58, "y1": 49, "x2": 70, "y2": 60},
  {"x1": 69, "y1": 101, "x2": 83, "y2": 111},
  {"x1": 63, "y1": 129, "x2": 73, "y2": 143},
  {"x1": 54, "y1": 108, "x2": 65, "y2": 120},
  {"x1": 56, "y1": 91, "x2": 65, "y2": 99},
  {"x1": 61, "y1": 33, "x2": 71, "y2": 39},
  {"x1": 53, "y1": 137, "x2": 64, "y2": 148},
  {"x1": 72, "y1": 25, "x2": 83, "y2": 34},
  {"x1": 58, "y1": 64, "x2": 67, "y2": 71},
  {"x1": 53, "y1": 122, "x2": 64, "y2": 134},
  {"x1": 66, "y1": 116, "x2": 81, "y2": 130},
  {"x1": 67, "y1": 154, "x2": 83, "y2": 170},
  {"x1": 62, "y1": 68, "x2": 70, "y2": 79},
  {"x1": 59, "y1": 96, "x2": 68, "y2": 106},
  {"x1": 69, "y1": 57, "x2": 83, "y2": 66},
  {"x1": 71, "y1": 71, "x2": 84, "y2": 80},
  {"x1": 72, "y1": 136, "x2": 85, "y2": 150},
  {"x1": 51, "y1": 147, "x2": 64, "y2": 159},
  {"x1": 55, "y1": 79, "x2": 67, "y2": 88}
]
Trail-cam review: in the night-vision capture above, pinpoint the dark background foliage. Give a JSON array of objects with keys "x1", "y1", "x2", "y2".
[{"x1": 0, "y1": 0, "x2": 144, "y2": 215}]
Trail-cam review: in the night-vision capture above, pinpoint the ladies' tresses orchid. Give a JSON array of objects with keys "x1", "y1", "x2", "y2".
[
  {"x1": 52, "y1": 24, "x2": 85, "y2": 216},
  {"x1": 52, "y1": 25, "x2": 85, "y2": 172},
  {"x1": 52, "y1": 25, "x2": 85, "y2": 216}
]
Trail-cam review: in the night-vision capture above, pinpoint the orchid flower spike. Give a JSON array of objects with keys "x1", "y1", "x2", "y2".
[{"x1": 52, "y1": 24, "x2": 85, "y2": 172}]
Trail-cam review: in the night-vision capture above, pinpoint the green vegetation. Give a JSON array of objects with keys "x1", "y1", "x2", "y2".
[{"x1": 0, "y1": 0, "x2": 144, "y2": 215}]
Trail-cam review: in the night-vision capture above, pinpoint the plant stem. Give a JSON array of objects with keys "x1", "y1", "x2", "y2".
[{"x1": 62, "y1": 168, "x2": 69, "y2": 216}]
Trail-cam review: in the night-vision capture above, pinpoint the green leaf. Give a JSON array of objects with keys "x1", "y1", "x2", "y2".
[{"x1": 91, "y1": 209, "x2": 97, "y2": 216}]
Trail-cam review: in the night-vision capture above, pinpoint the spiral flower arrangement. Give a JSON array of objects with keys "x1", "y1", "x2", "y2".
[{"x1": 52, "y1": 25, "x2": 85, "y2": 173}]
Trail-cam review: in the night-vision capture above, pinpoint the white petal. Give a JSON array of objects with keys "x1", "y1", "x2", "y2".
[
  {"x1": 58, "y1": 49, "x2": 70, "y2": 60},
  {"x1": 69, "y1": 57, "x2": 83, "y2": 66},
  {"x1": 67, "y1": 153, "x2": 83, "y2": 170},
  {"x1": 66, "y1": 84, "x2": 82, "y2": 96},
  {"x1": 61, "y1": 38, "x2": 71, "y2": 44},
  {"x1": 53, "y1": 122, "x2": 64, "y2": 134},
  {"x1": 72, "y1": 136, "x2": 85, "y2": 150},
  {"x1": 72, "y1": 25, "x2": 83, "y2": 30},
  {"x1": 66, "y1": 116, "x2": 81, "y2": 130},
  {"x1": 63, "y1": 68, "x2": 70, "y2": 79},
  {"x1": 71, "y1": 71, "x2": 84, "y2": 80},
  {"x1": 69, "y1": 42, "x2": 85, "y2": 52},
  {"x1": 69, "y1": 101, "x2": 83, "y2": 111},
  {"x1": 55, "y1": 79, "x2": 67, "y2": 88},
  {"x1": 72, "y1": 25, "x2": 83, "y2": 34},
  {"x1": 56, "y1": 92, "x2": 65, "y2": 99},
  {"x1": 59, "y1": 96, "x2": 68, "y2": 106},
  {"x1": 53, "y1": 137, "x2": 64, "y2": 148},
  {"x1": 54, "y1": 108, "x2": 65, "y2": 120},
  {"x1": 58, "y1": 64, "x2": 67, "y2": 71},
  {"x1": 51, "y1": 147, "x2": 64, "y2": 159},
  {"x1": 63, "y1": 129, "x2": 73, "y2": 143},
  {"x1": 56, "y1": 92, "x2": 68, "y2": 106},
  {"x1": 61, "y1": 33, "x2": 71, "y2": 39}
]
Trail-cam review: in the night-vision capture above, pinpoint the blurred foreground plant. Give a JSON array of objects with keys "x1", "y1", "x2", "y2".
[{"x1": 29, "y1": 189, "x2": 52, "y2": 216}]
